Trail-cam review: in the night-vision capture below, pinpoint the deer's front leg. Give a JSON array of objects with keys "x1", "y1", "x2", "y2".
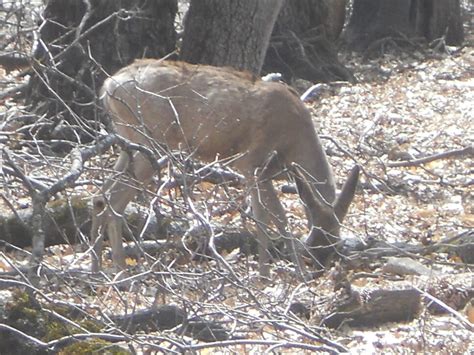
[
  {"x1": 90, "y1": 151, "x2": 130, "y2": 272},
  {"x1": 251, "y1": 179, "x2": 291, "y2": 277},
  {"x1": 251, "y1": 180, "x2": 307, "y2": 278},
  {"x1": 250, "y1": 185, "x2": 272, "y2": 278}
]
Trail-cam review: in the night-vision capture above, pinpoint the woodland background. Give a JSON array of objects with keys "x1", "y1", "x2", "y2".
[{"x1": 0, "y1": 0, "x2": 472, "y2": 353}]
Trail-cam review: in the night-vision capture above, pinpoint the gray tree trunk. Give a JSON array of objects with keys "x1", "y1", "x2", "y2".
[
  {"x1": 345, "y1": 0, "x2": 464, "y2": 50},
  {"x1": 264, "y1": 0, "x2": 354, "y2": 83},
  {"x1": 180, "y1": 0, "x2": 283, "y2": 75}
]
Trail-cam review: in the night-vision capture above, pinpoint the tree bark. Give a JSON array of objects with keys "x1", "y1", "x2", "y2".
[
  {"x1": 263, "y1": 0, "x2": 354, "y2": 83},
  {"x1": 180, "y1": 0, "x2": 283, "y2": 75},
  {"x1": 413, "y1": 0, "x2": 464, "y2": 45},
  {"x1": 323, "y1": 0, "x2": 347, "y2": 40},
  {"x1": 345, "y1": 0, "x2": 464, "y2": 51}
]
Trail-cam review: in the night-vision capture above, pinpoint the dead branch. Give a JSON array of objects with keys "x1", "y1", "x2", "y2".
[
  {"x1": 1, "y1": 134, "x2": 117, "y2": 277},
  {"x1": 181, "y1": 339, "x2": 341, "y2": 354},
  {"x1": 0, "y1": 323, "x2": 49, "y2": 350},
  {"x1": 0, "y1": 53, "x2": 30, "y2": 73},
  {"x1": 388, "y1": 145, "x2": 473, "y2": 167},
  {"x1": 0, "y1": 82, "x2": 29, "y2": 100},
  {"x1": 110, "y1": 304, "x2": 186, "y2": 332},
  {"x1": 322, "y1": 288, "x2": 422, "y2": 328}
]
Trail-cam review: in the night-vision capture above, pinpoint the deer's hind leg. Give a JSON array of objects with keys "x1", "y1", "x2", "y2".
[{"x1": 91, "y1": 151, "x2": 155, "y2": 272}]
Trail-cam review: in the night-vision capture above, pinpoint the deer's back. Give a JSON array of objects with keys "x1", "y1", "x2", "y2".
[{"x1": 102, "y1": 60, "x2": 315, "y2": 175}]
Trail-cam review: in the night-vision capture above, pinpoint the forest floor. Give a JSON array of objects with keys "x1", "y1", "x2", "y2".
[
  {"x1": 316, "y1": 45, "x2": 472, "y2": 261},
  {"x1": 306, "y1": 45, "x2": 473, "y2": 353},
  {"x1": 0, "y1": 24, "x2": 473, "y2": 355}
]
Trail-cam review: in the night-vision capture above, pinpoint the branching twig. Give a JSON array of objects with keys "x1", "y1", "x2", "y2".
[{"x1": 1, "y1": 134, "x2": 118, "y2": 277}]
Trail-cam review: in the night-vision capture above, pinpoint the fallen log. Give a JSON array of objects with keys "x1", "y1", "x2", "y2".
[{"x1": 322, "y1": 288, "x2": 421, "y2": 328}]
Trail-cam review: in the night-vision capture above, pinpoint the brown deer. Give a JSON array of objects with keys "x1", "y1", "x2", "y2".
[{"x1": 91, "y1": 59, "x2": 359, "y2": 277}]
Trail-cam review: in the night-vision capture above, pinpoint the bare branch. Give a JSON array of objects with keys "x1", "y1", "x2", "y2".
[{"x1": 388, "y1": 146, "x2": 473, "y2": 167}]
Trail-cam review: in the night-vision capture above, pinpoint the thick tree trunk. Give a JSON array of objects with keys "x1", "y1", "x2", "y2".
[
  {"x1": 26, "y1": 0, "x2": 177, "y2": 146},
  {"x1": 345, "y1": 0, "x2": 464, "y2": 51},
  {"x1": 324, "y1": 0, "x2": 347, "y2": 40},
  {"x1": 263, "y1": 0, "x2": 354, "y2": 83},
  {"x1": 413, "y1": 0, "x2": 464, "y2": 45},
  {"x1": 180, "y1": 0, "x2": 283, "y2": 75}
]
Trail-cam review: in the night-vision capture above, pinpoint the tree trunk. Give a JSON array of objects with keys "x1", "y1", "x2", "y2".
[
  {"x1": 345, "y1": 0, "x2": 464, "y2": 51},
  {"x1": 180, "y1": 0, "x2": 283, "y2": 75},
  {"x1": 263, "y1": 0, "x2": 354, "y2": 83},
  {"x1": 26, "y1": 0, "x2": 177, "y2": 147},
  {"x1": 413, "y1": 0, "x2": 464, "y2": 45},
  {"x1": 324, "y1": 0, "x2": 347, "y2": 40}
]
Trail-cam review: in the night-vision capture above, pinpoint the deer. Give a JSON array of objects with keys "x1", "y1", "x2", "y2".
[{"x1": 91, "y1": 59, "x2": 359, "y2": 277}]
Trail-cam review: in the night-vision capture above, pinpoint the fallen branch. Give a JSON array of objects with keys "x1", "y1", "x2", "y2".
[
  {"x1": 0, "y1": 82, "x2": 29, "y2": 100},
  {"x1": 388, "y1": 145, "x2": 473, "y2": 167},
  {"x1": 322, "y1": 288, "x2": 422, "y2": 328},
  {"x1": 1, "y1": 134, "x2": 118, "y2": 278},
  {"x1": 0, "y1": 53, "x2": 30, "y2": 73}
]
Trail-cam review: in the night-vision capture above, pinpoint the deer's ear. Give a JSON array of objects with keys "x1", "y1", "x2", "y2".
[{"x1": 334, "y1": 165, "x2": 360, "y2": 221}]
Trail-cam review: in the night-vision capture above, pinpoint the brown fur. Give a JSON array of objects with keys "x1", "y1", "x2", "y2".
[{"x1": 91, "y1": 60, "x2": 358, "y2": 277}]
